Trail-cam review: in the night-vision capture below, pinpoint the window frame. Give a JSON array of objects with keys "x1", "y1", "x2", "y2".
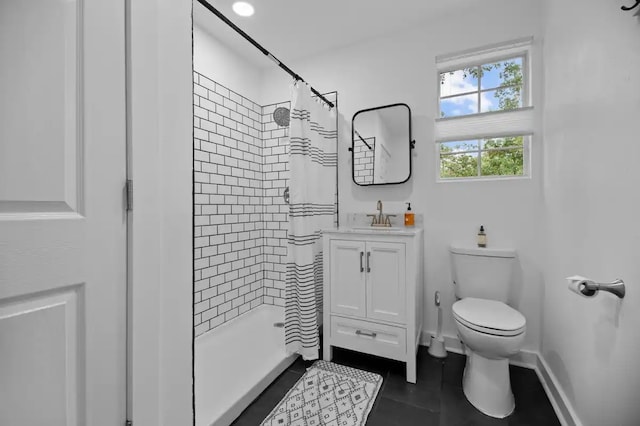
[
  {"x1": 435, "y1": 38, "x2": 534, "y2": 182},
  {"x1": 437, "y1": 52, "x2": 530, "y2": 119},
  {"x1": 436, "y1": 135, "x2": 531, "y2": 182}
]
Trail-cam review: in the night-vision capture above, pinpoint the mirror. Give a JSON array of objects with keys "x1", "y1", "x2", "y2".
[{"x1": 351, "y1": 103, "x2": 413, "y2": 186}]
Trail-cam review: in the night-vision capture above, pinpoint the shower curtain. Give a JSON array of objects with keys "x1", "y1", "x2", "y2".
[{"x1": 285, "y1": 82, "x2": 337, "y2": 360}]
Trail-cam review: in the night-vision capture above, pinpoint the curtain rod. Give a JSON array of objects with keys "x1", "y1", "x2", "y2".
[{"x1": 196, "y1": 0, "x2": 335, "y2": 109}]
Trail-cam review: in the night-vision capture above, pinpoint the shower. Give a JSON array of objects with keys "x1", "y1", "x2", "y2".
[{"x1": 192, "y1": 1, "x2": 338, "y2": 424}]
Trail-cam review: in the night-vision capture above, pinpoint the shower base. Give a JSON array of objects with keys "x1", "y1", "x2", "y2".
[{"x1": 195, "y1": 304, "x2": 297, "y2": 426}]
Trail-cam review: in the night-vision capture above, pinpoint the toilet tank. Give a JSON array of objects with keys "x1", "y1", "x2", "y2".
[{"x1": 449, "y1": 245, "x2": 516, "y2": 302}]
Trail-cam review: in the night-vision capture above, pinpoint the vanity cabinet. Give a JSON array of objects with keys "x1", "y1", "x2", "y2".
[
  {"x1": 329, "y1": 240, "x2": 406, "y2": 323},
  {"x1": 322, "y1": 228, "x2": 424, "y2": 383}
]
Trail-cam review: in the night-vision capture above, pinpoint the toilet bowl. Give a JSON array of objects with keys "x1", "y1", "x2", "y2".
[{"x1": 453, "y1": 297, "x2": 526, "y2": 418}]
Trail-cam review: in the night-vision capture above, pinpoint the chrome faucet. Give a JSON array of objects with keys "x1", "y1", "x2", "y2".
[{"x1": 376, "y1": 200, "x2": 383, "y2": 224}]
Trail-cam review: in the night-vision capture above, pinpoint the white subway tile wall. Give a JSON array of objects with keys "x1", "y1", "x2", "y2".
[
  {"x1": 193, "y1": 72, "x2": 289, "y2": 336},
  {"x1": 353, "y1": 139, "x2": 375, "y2": 184},
  {"x1": 261, "y1": 102, "x2": 290, "y2": 306}
]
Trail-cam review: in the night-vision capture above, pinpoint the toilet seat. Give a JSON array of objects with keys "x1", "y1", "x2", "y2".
[{"x1": 453, "y1": 298, "x2": 526, "y2": 337}]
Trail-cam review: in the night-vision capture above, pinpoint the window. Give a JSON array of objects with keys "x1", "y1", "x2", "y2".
[
  {"x1": 440, "y1": 136, "x2": 527, "y2": 178},
  {"x1": 439, "y1": 57, "x2": 524, "y2": 118},
  {"x1": 435, "y1": 39, "x2": 534, "y2": 180}
]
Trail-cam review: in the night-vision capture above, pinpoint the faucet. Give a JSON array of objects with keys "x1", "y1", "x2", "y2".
[{"x1": 366, "y1": 200, "x2": 396, "y2": 227}]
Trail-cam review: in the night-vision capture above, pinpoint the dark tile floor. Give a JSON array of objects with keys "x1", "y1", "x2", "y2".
[{"x1": 231, "y1": 346, "x2": 560, "y2": 425}]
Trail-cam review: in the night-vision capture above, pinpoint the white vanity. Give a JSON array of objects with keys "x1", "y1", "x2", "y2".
[{"x1": 322, "y1": 227, "x2": 424, "y2": 383}]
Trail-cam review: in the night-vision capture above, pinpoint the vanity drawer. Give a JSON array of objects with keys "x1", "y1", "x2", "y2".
[{"x1": 330, "y1": 315, "x2": 406, "y2": 361}]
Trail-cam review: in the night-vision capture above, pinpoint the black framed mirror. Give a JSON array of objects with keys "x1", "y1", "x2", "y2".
[{"x1": 351, "y1": 103, "x2": 413, "y2": 186}]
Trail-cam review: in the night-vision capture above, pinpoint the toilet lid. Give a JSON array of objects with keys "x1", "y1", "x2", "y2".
[{"x1": 452, "y1": 298, "x2": 526, "y2": 337}]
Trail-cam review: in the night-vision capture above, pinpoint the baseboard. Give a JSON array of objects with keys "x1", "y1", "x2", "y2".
[
  {"x1": 419, "y1": 331, "x2": 537, "y2": 368},
  {"x1": 420, "y1": 331, "x2": 464, "y2": 354},
  {"x1": 420, "y1": 331, "x2": 581, "y2": 426},
  {"x1": 534, "y1": 354, "x2": 582, "y2": 426}
]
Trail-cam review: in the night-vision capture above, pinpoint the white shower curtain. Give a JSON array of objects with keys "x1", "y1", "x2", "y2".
[{"x1": 285, "y1": 82, "x2": 337, "y2": 360}]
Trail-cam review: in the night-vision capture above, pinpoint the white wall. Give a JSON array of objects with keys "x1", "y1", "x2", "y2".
[
  {"x1": 541, "y1": 1, "x2": 640, "y2": 424},
  {"x1": 193, "y1": 24, "x2": 265, "y2": 103},
  {"x1": 129, "y1": 0, "x2": 193, "y2": 424},
  {"x1": 260, "y1": 0, "x2": 545, "y2": 353}
]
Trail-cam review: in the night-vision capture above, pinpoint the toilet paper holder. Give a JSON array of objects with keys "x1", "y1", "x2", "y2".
[{"x1": 579, "y1": 278, "x2": 626, "y2": 299}]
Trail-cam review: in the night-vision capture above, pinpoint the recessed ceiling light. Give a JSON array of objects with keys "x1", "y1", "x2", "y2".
[{"x1": 232, "y1": 2, "x2": 254, "y2": 17}]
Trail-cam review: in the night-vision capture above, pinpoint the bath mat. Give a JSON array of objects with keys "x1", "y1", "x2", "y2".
[{"x1": 260, "y1": 360, "x2": 383, "y2": 426}]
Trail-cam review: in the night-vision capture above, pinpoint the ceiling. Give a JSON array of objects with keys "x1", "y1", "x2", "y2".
[{"x1": 194, "y1": 0, "x2": 477, "y2": 67}]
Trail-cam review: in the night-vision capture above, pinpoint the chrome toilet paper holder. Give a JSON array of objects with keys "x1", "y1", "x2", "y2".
[{"x1": 580, "y1": 279, "x2": 626, "y2": 299}]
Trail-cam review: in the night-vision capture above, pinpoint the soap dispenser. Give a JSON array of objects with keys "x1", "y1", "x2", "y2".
[
  {"x1": 477, "y1": 225, "x2": 487, "y2": 248},
  {"x1": 404, "y1": 203, "x2": 415, "y2": 227}
]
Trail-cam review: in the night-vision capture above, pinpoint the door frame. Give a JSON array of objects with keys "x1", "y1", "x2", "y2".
[{"x1": 127, "y1": 0, "x2": 194, "y2": 424}]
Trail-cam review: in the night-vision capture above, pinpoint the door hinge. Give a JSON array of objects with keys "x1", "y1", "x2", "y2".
[{"x1": 126, "y1": 179, "x2": 133, "y2": 211}]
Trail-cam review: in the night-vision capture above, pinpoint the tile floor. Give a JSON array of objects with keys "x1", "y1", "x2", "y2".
[{"x1": 231, "y1": 346, "x2": 560, "y2": 425}]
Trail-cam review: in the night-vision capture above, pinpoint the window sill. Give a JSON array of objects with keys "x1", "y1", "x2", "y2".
[{"x1": 436, "y1": 175, "x2": 531, "y2": 183}]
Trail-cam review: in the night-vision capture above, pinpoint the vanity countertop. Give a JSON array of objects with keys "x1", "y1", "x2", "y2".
[{"x1": 323, "y1": 226, "x2": 423, "y2": 236}]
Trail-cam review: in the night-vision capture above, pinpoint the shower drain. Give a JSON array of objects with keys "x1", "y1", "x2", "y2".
[{"x1": 273, "y1": 322, "x2": 285, "y2": 328}]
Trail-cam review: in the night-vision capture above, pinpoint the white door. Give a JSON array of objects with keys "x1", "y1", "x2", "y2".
[
  {"x1": 330, "y1": 240, "x2": 366, "y2": 318},
  {"x1": 0, "y1": 0, "x2": 126, "y2": 425},
  {"x1": 366, "y1": 242, "x2": 406, "y2": 324}
]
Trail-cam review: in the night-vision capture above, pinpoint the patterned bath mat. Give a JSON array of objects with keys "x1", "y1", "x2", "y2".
[{"x1": 260, "y1": 360, "x2": 383, "y2": 426}]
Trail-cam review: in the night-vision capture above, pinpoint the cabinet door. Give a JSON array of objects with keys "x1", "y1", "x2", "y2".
[
  {"x1": 366, "y1": 242, "x2": 406, "y2": 323},
  {"x1": 330, "y1": 240, "x2": 367, "y2": 318}
]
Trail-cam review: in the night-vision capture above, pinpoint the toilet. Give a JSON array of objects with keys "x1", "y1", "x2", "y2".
[{"x1": 449, "y1": 245, "x2": 526, "y2": 418}]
